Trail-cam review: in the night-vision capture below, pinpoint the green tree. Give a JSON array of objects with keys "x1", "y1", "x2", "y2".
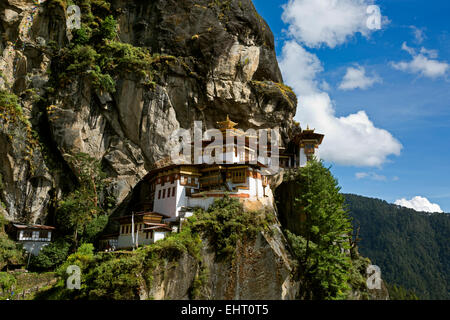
[
  {"x1": 82, "y1": 214, "x2": 109, "y2": 244},
  {"x1": 191, "y1": 196, "x2": 273, "y2": 260},
  {"x1": 0, "y1": 233, "x2": 25, "y2": 271},
  {"x1": 57, "y1": 243, "x2": 95, "y2": 278},
  {"x1": 0, "y1": 272, "x2": 16, "y2": 297},
  {"x1": 29, "y1": 239, "x2": 71, "y2": 271},
  {"x1": 283, "y1": 160, "x2": 353, "y2": 300},
  {"x1": 387, "y1": 284, "x2": 419, "y2": 300},
  {"x1": 55, "y1": 243, "x2": 96, "y2": 294},
  {"x1": 56, "y1": 153, "x2": 113, "y2": 248},
  {"x1": 0, "y1": 214, "x2": 25, "y2": 270},
  {"x1": 97, "y1": 15, "x2": 117, "y2": 40}
]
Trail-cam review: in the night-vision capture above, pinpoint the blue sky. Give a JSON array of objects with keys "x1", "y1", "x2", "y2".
[{"x1": 253, "y1": 0, "x2": 450, "y2": 212}]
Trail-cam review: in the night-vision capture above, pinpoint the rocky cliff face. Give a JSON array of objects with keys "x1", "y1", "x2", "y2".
[
  {"x1": 144, "y1": 225, "x2": 299, "y2": 300},
  {"x1": 0, "y1": 0, "x2": 296, "y2": 223},
  {"x1": 1, "y1": 0, "x2": 388, "y2": 301}
]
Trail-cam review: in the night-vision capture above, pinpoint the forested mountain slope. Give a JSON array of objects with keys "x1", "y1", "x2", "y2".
[{"x1": 344, "y1": 194, "x2": 450, "y2": 299}]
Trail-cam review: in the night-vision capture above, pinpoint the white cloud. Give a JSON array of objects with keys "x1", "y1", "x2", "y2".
[
  {"x1": 355, "y1": 172, "x2": 387, "y2": 181},
  {"x1": 339, "y1": 65, "x2": 381, "y2": 90},
  {"x1": 279, "y1": 41, "x2": 402, "y2": 167},
  {"x1": 320, "y1": 80, "x2": 331, "y2": 91},
  {"x1": 419, "y1": 47, "x2": 438, "y2": 59},
  {"x1": 401, "y1": 42, "x2": 415, "y2": 56},
  {"x1": 281, "y1": 0, "x2": 385, "y2": 48},
  {"x1": 355, "y1": 172, "x2": 369, "y2": 179},
  {"x1": 394, "y1": 196, "x2": 443, "y2": 213},
  {"x1": 391, "y1": 42, "x2": 449, "y2": 78},
  {"x1": 410, "y1": 26, "x2": 426, "y2": 44},
  {"x1": 279, "y1": 41, "x2": 323, "y2": 96}
]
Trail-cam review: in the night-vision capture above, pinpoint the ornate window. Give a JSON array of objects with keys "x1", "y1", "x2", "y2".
[
  {"x1": 231, "y1": 169, "x2": 246, "y2": 184},
  {"x1": 40, "y1": 231, "x2": 49, "y2": 239},
  {"x1": 305, "y1": 143, "x2": 315, "y2": 154}
]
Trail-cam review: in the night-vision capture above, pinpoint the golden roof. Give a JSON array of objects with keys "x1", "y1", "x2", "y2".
[
  {"x1": 216, "y1": 115, "x2": 238, "y2": 130},
  {"x1": 304, "y1": 124, "x2": 315, "y2": 133}
]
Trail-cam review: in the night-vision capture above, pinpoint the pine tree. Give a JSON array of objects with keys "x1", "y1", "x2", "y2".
[{"x1": 284, "y1": 160, "x2": 353, "y2": 299}]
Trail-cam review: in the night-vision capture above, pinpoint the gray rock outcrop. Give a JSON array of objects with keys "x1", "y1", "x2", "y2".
[{"x1": 0, "y1": 0, "x2": 296, "y2": 222}]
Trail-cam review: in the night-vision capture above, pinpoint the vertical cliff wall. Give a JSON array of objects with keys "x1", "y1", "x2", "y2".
[{"x1": 0, "y1": 0, "x2": 297, "y2": 223}]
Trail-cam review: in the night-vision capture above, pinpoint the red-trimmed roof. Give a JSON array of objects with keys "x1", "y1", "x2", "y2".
[
  {"x1": 143, "y1": 222, "x2": 169, "y2": 227},
  {"x1": 112, "y1": 211, "x2": 170, "y2": 221},
  {"x1": 143, "y1": 226, "x2": 172, "y2": 232},
  {"x1": 144, "y1": 162, "x2": 268, "y2": 180},
  {"x1": 11, "y1": 224, "x2": 55, "y2": 230}
]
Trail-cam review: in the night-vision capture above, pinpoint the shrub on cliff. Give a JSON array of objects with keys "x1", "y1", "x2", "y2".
[
  {"x1": 0, "y1": 272, "x2": 16, "y2": 297},
  {"x1": 190, "y1": 196, "x2": 275, "y2": 260},
  {"x1": 53, "y1": 9, "x2": 155, "y2": 93},
  {"x1": 29, "y1": 240, "x2": 71, "y2": 271},
  {"x1": 0, "y1": 214, "x2": 25, "y2": 271},
  {"x1": 97, "y1": 15, "x2": 117, "y2": 41}
]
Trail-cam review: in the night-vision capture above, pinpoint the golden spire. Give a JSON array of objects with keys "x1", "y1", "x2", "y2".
[{"x1": 216, "y1": 115, "x2": 238, "y2": 130}]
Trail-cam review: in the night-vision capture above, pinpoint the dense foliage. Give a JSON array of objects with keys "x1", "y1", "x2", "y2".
[
  {"x1": 0, "y1": 272, "x2": 16, "y2": 297},
  {"x1": 0, "y1": 90, "x2": 40, "y2": 171},
  {"x1": 29, "y1": 240, "x2": 71, "y2": 271},
  {"x1": 35, "y1": 198, "x2": 274, "y2": 300},
  {"x1": 281, "y1": 161, "x2": 355, "y2": 300},
  {"x1": 344, "y1": 193, "x2": 450, "y2": 300},
  {"x1": 0, "y1": 214, "x2": 25, "y2": 271},
  {"x1": 49, "y1": 1, "x2": 166, "y2": 93},
  {"x1": 55, "y1": 153, "x2": 112, "y2": 248},
  {"x1": 387, "y1": 284, "x2": 419, "y2": 300},
  {"x1": 190, "y1": 196, "x2": 276, "y2": 260}
]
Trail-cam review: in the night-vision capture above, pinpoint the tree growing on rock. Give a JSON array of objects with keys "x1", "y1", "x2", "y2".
[
  {"x1": 56, "y1": 153, "x2": 114, "y2": 249},
  {"x1": 283, "y1": 160, "x2": 353, "y2": 300}
]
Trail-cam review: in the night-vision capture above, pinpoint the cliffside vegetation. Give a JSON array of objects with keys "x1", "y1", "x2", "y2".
[
  {"x1": 276, "y1": 160, "x2": 373, "y2": 300},
  {"x1": 48, "y1": 1, "x2": 185, "y2": 95},
  {"x1": 0, "y1": 90, "x2": 40, "y2": 172},
  {"x1": 387, "y1": 284, "x2": 419, "y2": 300},
  {"x1": 20, "y1": 152, "x2": 114, "y2": 272},
  {"x1": 344, "y1": 193, "x2": 450, "y2": 300},
  {"x1": 54, "y1": 152, "x2": 114, "y2": 248},
  {"x1": 34, "y1": 197, "x2": 277, "y2": 300},
  {"x1": 0, "y1": 214, "x2": 25, "y2": 271}
]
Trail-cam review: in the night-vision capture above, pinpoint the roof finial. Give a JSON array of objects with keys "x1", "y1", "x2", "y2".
[{"x1": 217, "y1": 114, "x2": 238, "y2": 130}]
